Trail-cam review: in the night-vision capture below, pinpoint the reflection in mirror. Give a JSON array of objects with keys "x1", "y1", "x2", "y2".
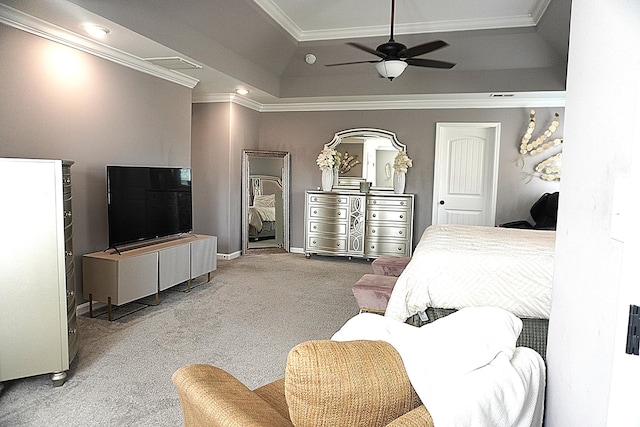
[
  {"x1": 241, "y1": 150, "x2": 290, "y2": 254},
  {"x1": 326, "y1": 128, "x2": 407, "y2": 190}
]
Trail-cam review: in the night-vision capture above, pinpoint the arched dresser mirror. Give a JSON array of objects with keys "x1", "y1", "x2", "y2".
[
  {"x1": 241, "y1": 150, "x2": 290, "y2": 254},
  {"x1": 326, "y1": 128, "x2": 407, "y2": 191}
]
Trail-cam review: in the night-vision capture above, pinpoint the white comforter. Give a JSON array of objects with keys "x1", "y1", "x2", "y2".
[
  {"x1": 248, "y1": 206, "x2": 276, "y2": 232},
  {"x1": 332, "y1": 308, "x2": 546, "y2": 427},
  {"x1": 385, "y1": 225, "x2": 556, "y2": 322}
]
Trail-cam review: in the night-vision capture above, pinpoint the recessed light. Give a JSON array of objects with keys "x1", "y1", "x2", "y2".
[
  {"x1": 83, "y1": 24, "x2": 110, "y2": 38},
  {"x1": 235, "y1": 89, "x2": 249, "y2": 95}
]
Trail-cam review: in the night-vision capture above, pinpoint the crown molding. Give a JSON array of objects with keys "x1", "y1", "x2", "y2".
[
  {"x1": 0, "y1": 4, "x2": 199, "y2": 89},
  {"x1": 193, "y1": 91, "x2": 565, "y2": 112},
  {"x1": 253, "y1": 0, "x2": 540, "y2": 42}
]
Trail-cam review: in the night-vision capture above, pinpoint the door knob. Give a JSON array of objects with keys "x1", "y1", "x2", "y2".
[{"x1": 439, "y1": 200, "x2": 445, "y2": 205}]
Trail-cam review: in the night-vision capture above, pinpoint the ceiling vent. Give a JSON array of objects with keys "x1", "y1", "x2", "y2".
[
  {"x1": 144, "y1": 56, "x2": 202, "y2": 70},
  {"x1": 490, "y1": 93, "x2": 515, "y2": 97}
]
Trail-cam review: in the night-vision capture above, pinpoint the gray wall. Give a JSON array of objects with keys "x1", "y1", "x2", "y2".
[
  {"x1": 0, "y1": 25, "x2": 193, "y2": 301},
  {"x1": 191, "y1": 102, "x2": 260, "y2": 254},
  {"x1": 257, "y1": 108, "x2": 562, "y2": 250}
]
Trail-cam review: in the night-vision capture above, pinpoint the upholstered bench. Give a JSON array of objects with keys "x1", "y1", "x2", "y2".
[
  {"x1": 352, "y1": 274, "x2": 398, "y2": 314},
  {"x1": 371, "y1": 255, "x2": 411, "y2": 277}
]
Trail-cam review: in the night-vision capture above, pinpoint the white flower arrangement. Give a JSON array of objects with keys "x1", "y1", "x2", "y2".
[
  {"x1": 316, "y1": 146, "x2": 339, "y2": 171},
  {"x1": 393, "y1": 151, "x2": 412, "y2": 173}
]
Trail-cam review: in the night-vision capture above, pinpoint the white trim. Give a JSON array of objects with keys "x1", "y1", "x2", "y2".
[
  {"x1": 253, "y1": 0, "x2": 541, "y2": 42},
  {"x1": 218, "y1": 251, "x2": 242, "y2": 260},
  {"x1": 289, "y1": 246, "x2": 305, "y2": 255},
  {"x1": 193, "y1": 91, "x2": 566, "y2": 112},
  {"x1": 0, "y1": 4, "x2": 199, "y2": 89}
]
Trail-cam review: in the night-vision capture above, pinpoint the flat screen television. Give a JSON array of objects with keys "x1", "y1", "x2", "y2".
[{"x1": 107, "y1": 166, "x2": 192, "y2": 248}]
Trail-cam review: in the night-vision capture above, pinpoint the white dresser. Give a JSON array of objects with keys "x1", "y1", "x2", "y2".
[
  {"x1": 304, "y1": 190, "x2": 414, "y2": 259},
  {"x1": 0, "y1": 158, "x2": 78, "y2": 387}
]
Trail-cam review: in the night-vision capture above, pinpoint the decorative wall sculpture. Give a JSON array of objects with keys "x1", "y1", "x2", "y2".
[{"x1": 519, "y1": 109, "x2": 563, "y2": 181}]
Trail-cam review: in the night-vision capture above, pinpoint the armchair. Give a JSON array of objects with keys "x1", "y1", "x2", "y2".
[{"x1": 172, "y1": 340, "x2": 433, "y2": 427}]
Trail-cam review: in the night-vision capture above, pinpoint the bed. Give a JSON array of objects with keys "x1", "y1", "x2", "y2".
[
  {"x1": 385, "y1": 224, "x2": 555, "y2": 357},
  {"x1": 248, "y1": 175, "x2": 282, "y2": 241}
]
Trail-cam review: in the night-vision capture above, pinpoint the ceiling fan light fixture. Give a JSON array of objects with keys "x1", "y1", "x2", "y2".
[{"x1": 375, "y1": 60, "x2": 407, "y2": 80}]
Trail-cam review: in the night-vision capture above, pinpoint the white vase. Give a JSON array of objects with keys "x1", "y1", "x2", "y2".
[
  {"x1": 393, "y1": 171, "x2": 406, "y2": 194},
  {"x1": 321, "y1": 168, "x2": 333, "y2": 191}
]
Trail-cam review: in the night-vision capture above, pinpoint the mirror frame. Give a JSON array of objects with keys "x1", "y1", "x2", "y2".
[
  {"x1": 326, "y1": 128, "x2": 407, "y2": 191},
  {"x1": 241, "y1": 150, "x2": 291, "y2": 254}
]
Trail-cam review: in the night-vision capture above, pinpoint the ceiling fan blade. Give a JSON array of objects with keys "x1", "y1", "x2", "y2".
[
  {"x1": 346, "y1": 42, "x2": 388, "y2": 59},
  {"x1": 400, "y1": 40, "x2": 449, "y2": 58},
  {"x1": 406, "y1": 58, "x2": 456, "y2": 69},
  {"x1": 325, "y1": 60, "x2": 381, "y2": 67}
]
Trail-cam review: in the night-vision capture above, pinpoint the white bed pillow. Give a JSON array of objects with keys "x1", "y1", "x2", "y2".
[{"x1": 254, "y1": 194, "x2": 275, "y2": 207}]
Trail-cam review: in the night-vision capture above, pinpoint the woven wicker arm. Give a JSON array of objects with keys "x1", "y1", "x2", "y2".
[
  {"x1": 386, "y1": 405, "x2": 434, "y2": 426},
  {"x1": 171, "y1": 364, "x2": 293, "y2": 427}
]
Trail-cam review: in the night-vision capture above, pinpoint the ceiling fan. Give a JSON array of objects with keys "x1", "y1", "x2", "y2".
[{"x1": 325, "y1": 0, "x2": 456, "y2": 80}]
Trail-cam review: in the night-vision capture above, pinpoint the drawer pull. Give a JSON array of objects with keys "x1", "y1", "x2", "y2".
[
  {"x1": 399, "y1": 215, "x2": 404, "y2": 219},
  {"x1": 370, "y1": 245, "x2": 375, "y2": 249},
  {"x1": 65, "y1": 250, "x2": 73, "y2": 257},
  {"x1": 312, "y1": 240, "x2": 317, "y2": 244},
  {"x1": 338, "y1": 212, "x2": 341, "y2": 216},
  {"x1": 397, "y1": 247, "x2": 402, "y2": 251},
  {"x1": 312, "y1": 225, "x2": 317, "y2": 230},
  {"x1": 336, "y1": 242, "x2": 341, "y2": 247},
  {"x1": 66, "y1": 289, "x2": 74, "y2": 297},
  {"x1": 313, "y1": 210, "x2": 318, "y2": 214},
  {"x1": 398, "y1": 231, "x2": 403, "y2": 235},
  {"x1": 400, "y1": 201, "x2": 406, "y2": 206},
  {"x1": 63, "y1": 177, "x2": 71, "y2": 184},
  {"x1": 69, "y1": 328, "x2": 77, "y2": 335},
  {"x1": 64, "y1": 211, "x2": 72, "y2": 218},
  {"x1": 371, "y1": 229, "x2": 375, "y2": 234},
  {"x1": 372, "y1": 213, "x2": 376, "y2": 218}
]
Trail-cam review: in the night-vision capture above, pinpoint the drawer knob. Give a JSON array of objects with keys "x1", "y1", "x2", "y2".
[
  {"x1": 65, "y1": 251, "x2": 73, "y2": 257},
  {"x1": 399, "y1": 215, "x2": 404, "y2": 219},
  {"x1": 313, "y1": 210, "x2": 318, "y2": 214},
  {"x1": 313, "y1": 225, "x2": 317, "y2": 230},
  {"x1": 312, "y1": 240, "x2": 317, "y2": 244},
  {"x1": 372, "y1": 213, "x2": 376, "y2": 218},
  {"x1": 69, "y1": 328, "x2": 77, "y2": 335},
  {"x1": 64, "y1": 211, "x2": 72, "y2": 218},
  {"x1": 338, "y1": 212, "x2": 341, "y2": 216},
  {"x1": 397, "y1": 247, "x2": 402, "y2": 251},
  {"x1": 401, "y1": 201, "x2": 406, "y2": 206},
  {"x1": 67, "y1": 289, "x2": 74, "y2": 297},
  {"x1": 336, "y1": 242, "x2": 341, "y2": 247},
  {"x1": 312, "y1": 197, "x2": 317, "y2": 201},
  {"x1": 399, "y1": 231, "x2": 403, "y2": 235},
  {"x1": 371, "y1": 230, "x2": 375, "y2": 234},
  {"x1": 370, "y1": 245, "x2": 375, "y2": 249}
]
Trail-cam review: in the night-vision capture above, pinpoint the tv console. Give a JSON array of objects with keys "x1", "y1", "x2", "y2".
[{"x1": 82, "y1": 234, "x2": 217, "y2": 320}]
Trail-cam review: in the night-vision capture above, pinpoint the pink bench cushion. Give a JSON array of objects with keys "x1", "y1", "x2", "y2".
[
  {"x1": 371, "y1": 255, "x2": 411, "y2": 277},
  {"x1": 352, "y1": 274, "x2": 398, "y2": 312}
]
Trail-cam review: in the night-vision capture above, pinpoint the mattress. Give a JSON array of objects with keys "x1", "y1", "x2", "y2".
[{"x1": 385, "y1": 225, "x2": 556, "y2": 322}]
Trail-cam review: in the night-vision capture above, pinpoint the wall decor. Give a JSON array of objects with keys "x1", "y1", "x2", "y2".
[{"x1": 519, "y1": 109, "x2": 563, "y2": 181}]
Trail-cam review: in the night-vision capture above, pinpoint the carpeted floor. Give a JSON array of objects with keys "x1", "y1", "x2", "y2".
[{"x1": 0, "y1": 252, "x2": 372, "y2": 426}]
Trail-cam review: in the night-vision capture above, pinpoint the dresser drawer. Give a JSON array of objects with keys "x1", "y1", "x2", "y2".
[
  {"x1": 307, "y1": 235, "x2": 348, "y2": 253},
  {"x1": 366, "y1": 224, "x2": 409, "y2": 239},
  {"x1": 365, "y1": 240, "x2": 408, "y2": 257},
  {"x1": 367, "y1": 196, "x2": 411, "y2": 208},
  {"x1": 308, "y1": 220, "x2": 348, "y2": 235},
  {"x1": 366, "y1": 209, "x2": 409, "y2": 223},
  {"x1": 308, "y1": 205, "x2": 348, "y2": 220},
  {"x1": 308, "y1": 193, "x2": 349, "y2": 205}
]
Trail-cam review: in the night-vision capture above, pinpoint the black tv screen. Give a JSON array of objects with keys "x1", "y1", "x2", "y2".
[{"x1": 107, "y1": 166, "x2": 192, "y2": 248}]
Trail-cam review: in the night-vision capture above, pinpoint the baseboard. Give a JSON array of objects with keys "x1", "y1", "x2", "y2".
[
  {"x1": 76, "y1": 300, "x2": 106, "y2": 316},
  {"x1": 218, "y1": 251, "x2": 241, "y2": 260},
  {"x1": 289, "y1": 247, "x2": 304, "y2": 254}
]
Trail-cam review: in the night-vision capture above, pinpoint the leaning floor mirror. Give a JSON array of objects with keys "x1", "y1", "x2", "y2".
[{"x1": 241, "y1": 150, "x2": 291, "y2": 254}]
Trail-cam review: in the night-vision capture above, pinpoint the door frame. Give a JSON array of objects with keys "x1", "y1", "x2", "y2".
[{"x1": 432, "y1": 122, "x2": 501, "y2": 226}]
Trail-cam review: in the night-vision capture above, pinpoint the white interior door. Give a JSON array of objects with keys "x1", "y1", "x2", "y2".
[{"x1": 432, "y1": 123, "x2": 501, "y2": 226}]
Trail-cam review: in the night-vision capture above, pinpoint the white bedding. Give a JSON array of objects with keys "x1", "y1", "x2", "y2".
[
  {"x1": 385, "y1": 225, "x2": 555, "y2": 321},
  {"x1": 332, "y1": 308, "x2": 546, "y2": 427},
  {"x1": 248, "y1": 206, "x2": 276, "y2": 232}
]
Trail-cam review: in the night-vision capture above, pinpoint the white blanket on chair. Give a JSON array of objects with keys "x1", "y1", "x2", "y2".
[{"x1": 331, "y1": 307, "x2": 546, "y2": 427}]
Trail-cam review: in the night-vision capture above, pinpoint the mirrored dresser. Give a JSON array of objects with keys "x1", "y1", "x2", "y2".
[{"x1": 304, "y1": 190, "x2": 414, "y2": 259}]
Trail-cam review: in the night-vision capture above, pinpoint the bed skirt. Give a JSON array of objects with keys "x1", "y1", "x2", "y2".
[{"x1": 408, "y1": 307, "x2": 548, "y2": 360}]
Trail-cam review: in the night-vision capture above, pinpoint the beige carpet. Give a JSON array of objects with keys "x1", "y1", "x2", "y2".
[{"x1": 0, "y1": 252, "x2": 372, "y2": 426}]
